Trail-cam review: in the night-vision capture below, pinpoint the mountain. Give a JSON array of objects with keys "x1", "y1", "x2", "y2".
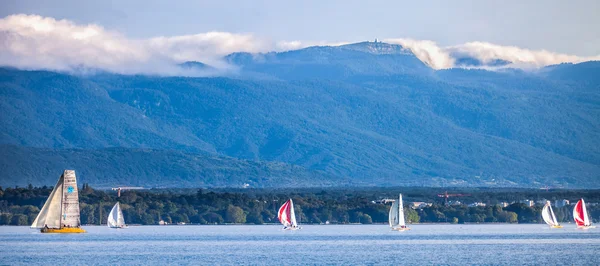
[
  {"x1": 179, "y1": 61, "x2": 212, "y2": 70},
  {"x1": 0, "y1": 42, "x2": 599, "y2": 188},
  {"x1": 226, "y1": 42, "x2": 432, "y2": 80},
  {"x1": 0, "y1": 145, "x2": 344, "y2": 188},
  {"x1": 540, "y1": 61, "x2": 600, "y2": 85},
  {"x1": 453, "y1": 57, "x2": 512, "y2": 68}
]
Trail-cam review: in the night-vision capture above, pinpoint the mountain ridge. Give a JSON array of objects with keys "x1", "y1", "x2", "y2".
[{"x1": 0, "y1": 47, "x2": 599, "y2": 188}]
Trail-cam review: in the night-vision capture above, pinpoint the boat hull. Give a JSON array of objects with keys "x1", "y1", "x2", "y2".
[
  {"x1": 41, "y1": 227, "x2": 86, "y2": 233},
  {"x1": 577, "y1": 225, "x2": 596, "y2": 229},
  {"x1": 392, "y1": 227, "x2": 410, "y2": 231},
  {"x1": 109, "y1": 226, "x2": 128, "y2": 229},
  {"x1": 550, "y1": 225, "x2": 563, "y2": 228}
]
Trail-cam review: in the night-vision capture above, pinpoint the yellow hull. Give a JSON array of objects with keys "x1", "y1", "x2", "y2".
[
  {"x1": 41, "y1": 227, "x2": 86, "y2": 233},
  {"x1": 551, "y1": 225, "x2": 563, "y2": 228},
  {"x1": 392, "y1": 227, "x2": 411, "y2": 231}
]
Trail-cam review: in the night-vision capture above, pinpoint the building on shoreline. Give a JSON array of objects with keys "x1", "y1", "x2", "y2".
[
  {"x1": 519, "y1": 200, "x2": 534, "y2": 207},
  {"x1": 468, "y1": 202, "x2": 486, "y2": 207},
  {"x1": 410, "y1": 202, "x2": 433, "y2": 209}
]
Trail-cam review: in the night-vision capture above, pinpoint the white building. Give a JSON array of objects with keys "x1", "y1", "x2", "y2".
[
  {"x1": 519, "y1": 200, "x2": 534, "y2": 207},
  {"x1": 410, "y1": 202, "x2": 433, "y2": 209},
  {"x1": 373, "y1": 199, "x2": 396, "y2": 204},
  {"x1": 468, "y1": 202, "x2": 486, "y2": 207},
  {"x1": 449, "y1": 200, "x2": 462, "y2": 206}
]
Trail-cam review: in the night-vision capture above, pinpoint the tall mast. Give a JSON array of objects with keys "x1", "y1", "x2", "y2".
[{"x1": 59, "y1": 173, "x2": 64, "y2": 228}]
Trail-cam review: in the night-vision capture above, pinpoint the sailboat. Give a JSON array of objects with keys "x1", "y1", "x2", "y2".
[
  {"x1": 107, "y1": 202, "x2": 127, "y2": 229},
  {"x1": 573, "y1": 198, "x2": 595, "y2": 229},
  {"x1": 389, "y1": 193, "x2": 410, "y2": 231},
  {"x1": 278, "y1": 199, "x2": 300, "y2": 230},
  {"x1": 31, "y1": 170, "x2": 86, "y2": 233},
  {"x1": 541, "y1": 201, "x2": 562, "y2": 228}
]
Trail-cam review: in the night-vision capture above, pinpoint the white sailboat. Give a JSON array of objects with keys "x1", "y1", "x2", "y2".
[
  {"x1": 31, "y1": 170, "x2": 86, "y2": 233},
  {"x1": 107, "y1": 202, "x2": 127, "y2": 228},
  {"x1": 573, "y1": 198, "x2": 595, "y2": 229},
  {"x1": 541, "y1": 201, "x2": 562, "y2": 228},
  {"x1": 389, "y1": 193, "x2": 410, "y2": 231},
  {"x1": 278, "y1": 199, "x2": 300, "y2": 230}
]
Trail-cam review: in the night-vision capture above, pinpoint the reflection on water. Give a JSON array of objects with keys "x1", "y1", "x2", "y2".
[{"x1": 1, "y1": 224, "x2": 599, "y2": 265}]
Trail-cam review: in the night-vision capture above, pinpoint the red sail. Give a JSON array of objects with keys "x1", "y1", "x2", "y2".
[
  {"x1": 278, "y1": 200, "x2": 292, "y2": 226},
  {"x1": 573, "y1": 199, "x2": 585, "y2": 227}
]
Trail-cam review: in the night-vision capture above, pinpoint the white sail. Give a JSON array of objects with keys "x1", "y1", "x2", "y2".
[
  {"x1": 289, "y1": 199, "x2": 298, "y2": 228},
  {"x1": 548, "y1": 202, "x2": 559, "y2": 226},
  {"x1": 31, "y1": 174, "x2": 64, "y2": 229},
  {"x1": 389, "y1": 200, "x2": 399, "y2": 227},
  {"x1": 108, "y1": 202, "x2": 126, "y2": 228},
  {"x1": 582, "y1": 199, "x2": 590, "y2": 226},
  {"x1": 60, "y1": 170, "x2": 81, "y2": 228},
  {"x1": 398, "y1": 194, "x2": 406, "y2": 227},
  {"x1": 542, "y1": 204, "x2": 557, "y2": 226}
]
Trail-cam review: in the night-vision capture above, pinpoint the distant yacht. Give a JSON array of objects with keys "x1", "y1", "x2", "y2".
[
  {"x1": 389, "y1": 194, "x2": 410, "y2": 231},
  {"x1": 541, "y1": 201, "x2": 562, "y2": 228},
  {"x1": 108, "y1": 202, "x2": 127, "y2": 229},
  {"x1": 573, "y1": 199, "x2": 595, "y2": 229},
  {"x1": 278, "y1": 199, "x2": 300, "y2": 230},
  {"x1": 31, "y1": 170, "x2": 86, "y2": 233}
]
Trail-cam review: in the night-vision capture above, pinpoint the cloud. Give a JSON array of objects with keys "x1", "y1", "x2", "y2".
[
  {"x1": 147, "y1": 32, "x2": 270, "y2": 69},
  {"x1": 386, "y1": 38, "x2": 600, "y2": 70},
  {"x1": 384, "y1": 38, "x2": 454, "y2": 69},
  {"x1": 0, "y1": 14, "x2": 598, "y2": 74},
  {"x1": 0, "y1": 14, "x2": 274, "y2": 75},
  {"x1": 447, "y1": 42, "x2": 600, "y2": 69},
  {"x1": 0, "y1": 14, "x2": 150, "y2": 73}
]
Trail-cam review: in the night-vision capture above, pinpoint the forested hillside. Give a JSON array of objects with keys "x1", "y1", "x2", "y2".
[
  {"x1": 1, "y1": 42, "x2": 599, "y2": 187},
  {"x1": 1, "y1": 186, "x2": 598, "y2": 225}
]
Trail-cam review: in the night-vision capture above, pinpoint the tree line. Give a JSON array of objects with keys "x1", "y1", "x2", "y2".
[{"x1": 0, "y1": 185, "x2": 598, "y2": 226}]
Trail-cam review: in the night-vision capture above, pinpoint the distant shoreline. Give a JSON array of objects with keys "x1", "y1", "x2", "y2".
[{"x1": 5, "y1": 223, "x2": 580, "y2": 227}]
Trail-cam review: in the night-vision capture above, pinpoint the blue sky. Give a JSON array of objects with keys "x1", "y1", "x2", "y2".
[{"x1": 0, "y1": 0, "x2": 598, "y2": 74}]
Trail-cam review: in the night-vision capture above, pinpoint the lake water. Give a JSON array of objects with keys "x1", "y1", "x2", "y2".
[{"x1": 0, "y1": 224, "x2": 599, "y2": 265}]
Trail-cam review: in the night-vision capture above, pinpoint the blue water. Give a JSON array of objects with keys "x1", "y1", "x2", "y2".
[{"x1": 0, "y1": 224, "x2": 599, "y2": 265}]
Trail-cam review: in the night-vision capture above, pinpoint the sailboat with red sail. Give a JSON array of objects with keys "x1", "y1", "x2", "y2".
[
  {"x1": 573, "y1": 199, "x2": 595, "y2": 229},
  {"x1": 278, "y1": 199, "x2": 301, "y2": 230}
]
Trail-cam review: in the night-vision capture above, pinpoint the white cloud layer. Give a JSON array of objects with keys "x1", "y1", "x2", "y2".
[
  {"x1": 0, "y1": 14, "x2": 274, "y2": 75},
  {"x1": 0, "y1": 14, "x2": 598, "y2": 74},
  {"x1": 447, "y1": 42, "x2": 600, "y2": 69},
  {"x1": 386, "y1": 38, "x2": 600, "y2": 70},
  {"x1": 385, "y1": 38, "x2": 455, "y2": 69}
]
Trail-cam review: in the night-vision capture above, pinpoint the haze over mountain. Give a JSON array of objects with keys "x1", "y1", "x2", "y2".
[{"x1": 1, "y1": 41, "x2": 599, "y2": 188}]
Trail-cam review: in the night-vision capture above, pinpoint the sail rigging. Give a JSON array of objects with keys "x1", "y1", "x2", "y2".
[
  {"x1": 61, "y1": 170, "x2": 81, "y2": 228},
  {"x1": 278, "y1": 199, "x2": 298, "y2": 229},
  {"x1": 31, "y1": 174, "x2": 64, "y2": 229},
  {"x1": 388, "y1": 200, "x2": 399, "y2": 227},
  {"x1": 108, "y1": 202, "x2": 126, "y2": 228},
  {"x1": 398, "y1": 194, "x2": 406, "y2": 227},
  {"x1": 389, "y1": 193, "x2": 409, "y2": 230},
  {"x1": 541, "y1": 201, "x2": 560, "y2": 227},
  {"x1": 30, "y1": 170, "x2": 85, "y2": 233}
]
